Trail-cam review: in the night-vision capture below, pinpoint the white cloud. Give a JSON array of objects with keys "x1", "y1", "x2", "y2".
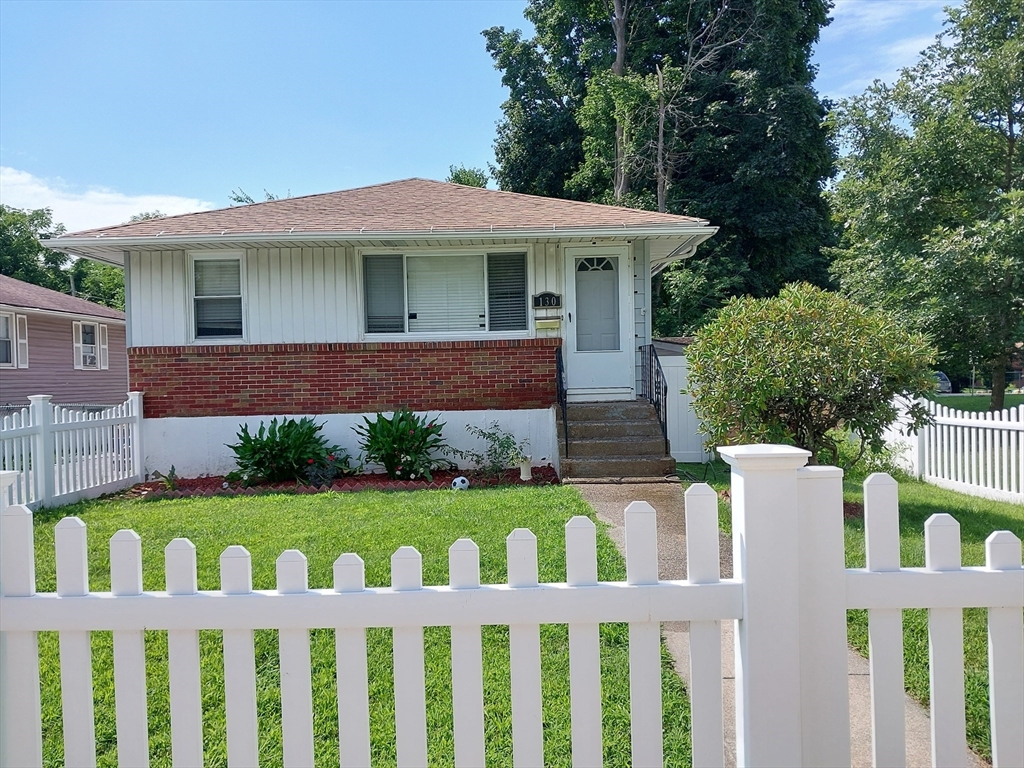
[
  {"x1": 825, "y1": 0, "x2": 944, "y2": 40},
  {"x1": 0, "y1": 167, "x2": 216, "y2": 232}
]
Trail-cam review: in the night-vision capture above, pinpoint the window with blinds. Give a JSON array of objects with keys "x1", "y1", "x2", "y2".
[
  {"x1": 363, "y1": 252, "x2": 528, "y2": 335},
  {"x1": 487, "y1": 253, "x2": 528, "y2": 331},
  {"x1": 194, "y1": 258, "x2": 243, "y2": 338},
  {"x1": 364, "y1": 255, "x2": 406, "y2": 333}
]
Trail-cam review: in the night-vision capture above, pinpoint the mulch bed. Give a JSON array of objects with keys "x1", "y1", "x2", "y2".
[{"x1": 127, "y1": 466, "x2": 560, "y2": 500}]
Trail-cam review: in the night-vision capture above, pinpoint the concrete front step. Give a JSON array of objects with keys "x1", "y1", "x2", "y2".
[
  {"x1": 560, "y1": 455, "x2": 677, "y2": 478},
  {"x1": 566, "y1": 400, "x2": 657, "y2": 421},
  {"x1": 565, "y1": 436, "x2": 667, "y2": 457},
  {"x1": 560, "y1": 419, "x2": 665, "y2": 440}
]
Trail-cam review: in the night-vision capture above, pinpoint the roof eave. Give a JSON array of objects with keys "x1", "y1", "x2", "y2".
[{"x1": 44, "y1": 223, "x2": 717, "y2": 264}]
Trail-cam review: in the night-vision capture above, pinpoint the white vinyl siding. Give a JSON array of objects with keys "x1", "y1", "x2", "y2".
[
  {"x1": 364, "y1": 251, "x2": 527, "y2": 336},
  {"x1": 193, "y1": 256, "x2": 243, "y2": 339},
  {"x1": 72, "y1": 321, "x2": 108, "y2": 370}
]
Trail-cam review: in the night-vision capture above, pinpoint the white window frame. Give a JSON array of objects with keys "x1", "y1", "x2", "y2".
[
  {"x1": 0, "y1": 311, "x2": 22, "y2": 369},
  {"x1": 73, "y1": 321, "x2": 108, "y2": 371},
  {"x1": 187, "y1": 251, "x2": 247, "y2": 344},
  {"x1": 358, "y1": 246, "x2": 535, "y2": 342}
]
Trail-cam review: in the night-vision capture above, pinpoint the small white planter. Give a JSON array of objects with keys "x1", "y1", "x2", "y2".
[{"x1": 519, "y1": 456, "x2": 532, "y2": 481}]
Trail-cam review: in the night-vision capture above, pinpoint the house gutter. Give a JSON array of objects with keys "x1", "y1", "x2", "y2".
[{"x1": 43, "y1": 224, "x2": 719, "y2": 264}]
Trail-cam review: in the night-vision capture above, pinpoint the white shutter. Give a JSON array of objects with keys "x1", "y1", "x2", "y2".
[
  {"x1": 407, "y1": 255, "x2": 485, "y2": 333},
  {"x1": 99, "y1": 324, "x2": 109, "y2": 370},
  {"x1": 487, "y1": 253, "x2": 528, "y2": 331},
  {"x1": 15, "y1": 314, "x2": 29, "y2": 368},
  {"x1": 364, "y1": 255, "x2": 406, "y2": 333},
  {"x1": 72, "y1": 321, "x2": 83, "y2": 369}
]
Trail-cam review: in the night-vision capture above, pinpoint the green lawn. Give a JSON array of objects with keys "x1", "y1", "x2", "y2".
[
  {"x1": 931, "y1": 393, "x2": 1024, "y2": 412},
  {"x1": 678, "y1": 459, "x2": 1024, "y2": 762},
  {"x1": 31, "y1": 486, "x2": 692, "y2": 768}
]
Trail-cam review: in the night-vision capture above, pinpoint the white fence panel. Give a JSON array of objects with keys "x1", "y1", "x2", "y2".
[
  {"x1": 917, "y1": 401, "x2": 1024, "y2": 503},
  {"x1": 661, "y1": 355, "x2": 710, "y2": 462},
  {"x1": 1, "y1": 448, "x2": 1022, "y2": 768},
  {"x1": 0, "y1": 393, "x2": 143, "y2": 510}
]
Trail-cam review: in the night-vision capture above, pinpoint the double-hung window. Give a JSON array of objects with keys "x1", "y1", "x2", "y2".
[
  {"x1": 364, "y1": 252, "x2": 528, "y2": 335},
  {"x1": 73, "y1": 321, "x2": 108, "y2": 370},
  {"x1": 1, "y1": 313, "x2": 29, "y2": 368},
  {"x1": 192, "y1": 255, "x2": 244, "y2": 340}
]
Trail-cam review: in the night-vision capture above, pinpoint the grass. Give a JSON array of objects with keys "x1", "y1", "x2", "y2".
[
  {"x1": 678, "y1": 458, "x2": 1024, "y2": 762},
  {"x1": 31, "y1": 486, "x2": 692, "y2": 768},
  {"x1": 931, "y1": 393, "x2": 1024, "y2": 412}
]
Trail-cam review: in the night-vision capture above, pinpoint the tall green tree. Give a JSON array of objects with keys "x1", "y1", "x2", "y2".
[
  {"x1": 829, "y1": 0, "x2": 1023, "y2": 409},
  {"x1": 0, "y1": 205, "x2": 125, "y2": 310},
  {"x1": 485, "y1": 0, "x2": 836, "y2": 331}
]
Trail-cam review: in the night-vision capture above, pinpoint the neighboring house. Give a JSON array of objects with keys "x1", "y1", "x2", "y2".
[
  {"x1": 42, "y1": 178, "x2": 716, "y2": 476},
  {"x1": 0, "y1": 275, "x2": 128, "y2": 407}
]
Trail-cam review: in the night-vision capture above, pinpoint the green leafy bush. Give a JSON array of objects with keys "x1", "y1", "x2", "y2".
[
  {"x1": 353, "y1": 408, "x2": 450, "y2": 481},
  {"x1": 687, "y1": 283, "x2": 937, "y2": 465},
  {"x1": 304, "y1": 452, "x2": 359, "y2": 488},
  {"x1": 227, "y1": 417, "x2": 344, "y2": 484},
  {"x1": 449, "y1": 422, "x2": 529, "y2": 477}
]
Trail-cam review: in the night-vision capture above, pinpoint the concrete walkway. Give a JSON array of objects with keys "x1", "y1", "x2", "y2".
[{"x1": 570, "y1": 478, "x2": 984, "y2": 768}]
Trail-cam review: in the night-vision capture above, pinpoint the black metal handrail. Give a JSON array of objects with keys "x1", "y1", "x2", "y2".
[
  {"x1": 555, "y1": 346, "x2": 569, "y2": 457},
  {"x1": 639, "y1": 344, "x2": 669, "y2": 455}
]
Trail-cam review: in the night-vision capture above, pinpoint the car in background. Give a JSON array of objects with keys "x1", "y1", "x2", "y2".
[{"x1": 934, "y1": 371, "x2": 952, "y2": 393}]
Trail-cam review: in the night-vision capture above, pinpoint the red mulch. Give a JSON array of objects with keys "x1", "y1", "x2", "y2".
[{"x1": 128, "y1": 466, "x2": 559, "y2": 500}]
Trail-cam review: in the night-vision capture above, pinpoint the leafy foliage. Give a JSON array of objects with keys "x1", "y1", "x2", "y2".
[
  {"x1": 828, "y1": 0, "x2": 1023, "y2": 409},
  {"x1": 304, "y1": 452, "x2": 359, "y2": 488},
  {"x1": 353, "y1": 409, "x2": 450, "y2": 481},
  {"x1": 0, "y1": 204, "x2": 125, "y2": 310},
  {"x1": 687, "y1": 283, "x2": 937, "y2": 464},
  {"x1": 485, "y1": 0, "x2": 837, "y2": 331},
  {"x1": 446, "y1": 165, "x2": 489, "y2": 187},
  {"x1": 449, "y1": 421, "x2": 529, "y2": 477},
  {"x1": 227, "y1": 417, "x2": 343, "y2": 484}
]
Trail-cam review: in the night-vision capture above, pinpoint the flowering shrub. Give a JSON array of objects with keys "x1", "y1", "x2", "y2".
[
  {"x1": 448, "y1": 422, "x2": 529, "y2": 477},
  {"x1": 227, "y1": 417, "x2": 344, "y2": 484},
  {"x1": 353, "y1": 408, "x2": 450, "y2": 481},
  {"x1": 304, "y1": 452, "x2": 359, "y2": 487}
]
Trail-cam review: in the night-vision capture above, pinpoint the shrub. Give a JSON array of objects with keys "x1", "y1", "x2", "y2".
[
  {"x1": 227, "y1": 417, "x2": 343, "y2": 484},
  {"x1": 304, "y1": 452, "x2": 359, "y2": 488},
  {"x1": 687, "y1": 283, "x2": 937, "y2": 465},
  {"x1": 353, "y1": 408, "x2": 450, "y2": 481},
  {"x1": 449, "y1": 422, "x2": 529, "y2": 477}
]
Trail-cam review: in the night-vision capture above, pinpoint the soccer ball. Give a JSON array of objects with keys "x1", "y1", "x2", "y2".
[{"x1": 451, "y1": 476, "x2": 470, "y2": 491}]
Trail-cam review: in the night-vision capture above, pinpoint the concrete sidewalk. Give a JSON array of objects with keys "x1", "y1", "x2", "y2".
[{"x1": 570, "y1": 478, "x2": 985, "y2": 768}]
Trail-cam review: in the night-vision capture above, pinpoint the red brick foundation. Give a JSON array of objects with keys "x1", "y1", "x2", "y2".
[{"x1": 129, "y1": 339, "x2": 560, "y2": 419}]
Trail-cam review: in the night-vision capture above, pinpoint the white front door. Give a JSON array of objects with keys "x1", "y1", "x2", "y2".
[{"x1": 564, "y1": 245, "x2": 634, "y2": 400}]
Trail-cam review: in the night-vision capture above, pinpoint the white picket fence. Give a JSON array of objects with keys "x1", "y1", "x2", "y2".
[
  {"x1": 1, "y1": 445, "x2": 1022, "y2": 768},
  {"x1": 915, "y1": 400, "x2": 1023, "y2": 503},
  {"x1": 0, "y1": 393, "x2": 143, "y2": 510}
]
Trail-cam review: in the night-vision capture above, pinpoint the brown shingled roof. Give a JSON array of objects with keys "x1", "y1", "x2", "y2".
[
  {"x1": 54, "y1": 178, "x2": 707, "y2": 239},
  {"x1": 0, "y1": 275, "x2": 125, "y2": 320}
]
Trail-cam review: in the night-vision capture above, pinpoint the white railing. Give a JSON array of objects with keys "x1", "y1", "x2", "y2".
[
  {"x1": 1, "y1": 446, "x2": 1022, "y2": 768},
  {"x1": 917, "y1": 400, "x2": 1023, "y2": 503},
  {"x1": 0, "y1": 393, "x2": 144, "y2": 510}
]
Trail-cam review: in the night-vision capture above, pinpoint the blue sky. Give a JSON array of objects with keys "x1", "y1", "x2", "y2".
[{"x1": 0, "y1": 0, "x2": 953, "y2": 232}]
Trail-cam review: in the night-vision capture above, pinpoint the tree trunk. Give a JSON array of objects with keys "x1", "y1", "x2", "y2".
[
  {"x1": 612, "y1": 0, "x2": 630, "y2": 201},
  {"x1": 656, "y1": 67, "x2": 667, "y2": 212},
  {"x1": 990, "y1": 360, "x2": 1007, "y2": 411}
]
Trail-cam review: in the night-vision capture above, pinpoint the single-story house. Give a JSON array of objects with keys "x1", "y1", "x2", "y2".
[
  {"x1": 41, "y1": 179, "x2": 716, "y2": 477},
  {"x1": 0, "y1": 275, "x2": 128, "y2": 407}
]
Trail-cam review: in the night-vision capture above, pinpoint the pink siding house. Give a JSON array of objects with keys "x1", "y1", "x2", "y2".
[{"x1": 0, "y1": 275, "x2": 128, "y2": 406}]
